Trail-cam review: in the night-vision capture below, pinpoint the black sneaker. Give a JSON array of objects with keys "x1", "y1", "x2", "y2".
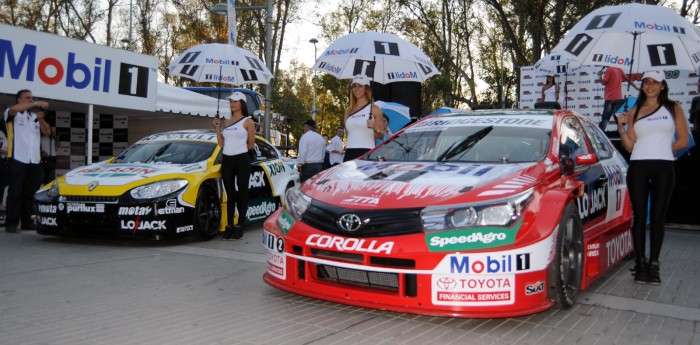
[
  {"x1": 5, "y1": 223, "x2": 20, "y2": 233},
  {"x1": 647, "y1": 261, "x2": 661, "y2": 285},
  {"x1": 221, "y1": 226, "x2": 233, "y2": 240},
  {"x1": 230, "y1": 226, "x2": 243, "y2": 240},
  {"x1": 633, "y1": 259, "x2": 648, "y2": 284}
]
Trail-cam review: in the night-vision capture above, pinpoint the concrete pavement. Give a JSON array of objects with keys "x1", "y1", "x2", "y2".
[{"x1": 1, "y1": 225, "x2": 698, "y2": 345}]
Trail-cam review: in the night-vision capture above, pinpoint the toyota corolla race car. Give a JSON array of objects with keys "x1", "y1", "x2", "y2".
[
  {"x1": 35, "y1": 130, "x2": 298, "y2": 240},
  {"x1": 263, "y1": 109, "x2": 633, "y2": 318}
]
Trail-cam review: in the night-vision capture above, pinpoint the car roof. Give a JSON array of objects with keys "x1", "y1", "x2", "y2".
[
  {"x1": 431, "y1": 108, "x2": 560, "y2": 117},
  {"x1": 136, "y1": 129, "x2": 267, "y2": 144}
]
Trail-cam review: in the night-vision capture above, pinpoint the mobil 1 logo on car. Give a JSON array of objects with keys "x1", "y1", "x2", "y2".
[{"x1": 0, "y1": 24, "x2": 158, "y2": 112}]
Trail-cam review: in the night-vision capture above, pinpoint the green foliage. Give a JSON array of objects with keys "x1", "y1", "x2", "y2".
[{"x1": 2, "y1": 0, "x2": 699, "y2": 135}]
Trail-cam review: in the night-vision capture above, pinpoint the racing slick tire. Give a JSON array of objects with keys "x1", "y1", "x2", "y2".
[
  {"x1": 194, "y1": 185, "x2": 221, "y2": 241},
  {"x1": 548, "y1": 202, "x2": 584, "y2": 309}
]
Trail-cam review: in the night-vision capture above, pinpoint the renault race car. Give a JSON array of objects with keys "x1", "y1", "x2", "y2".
[
  {"x1": 35, "y1": 130, "x2": 298, "y2": 240},
  {"x1": 263, "y1": 109, "x2": 633, "y2": 318}
]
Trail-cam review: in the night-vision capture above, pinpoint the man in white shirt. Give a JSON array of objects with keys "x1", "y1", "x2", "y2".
[
  {"x1": 4, "y1": 89, "x2": 52, "y2": 233},
  {"x1": 327, "y1": 127, "x2": 345, "y2": 166},
  {"x1": 297, "y1": 119, "x2": 326, "y2": 183}
]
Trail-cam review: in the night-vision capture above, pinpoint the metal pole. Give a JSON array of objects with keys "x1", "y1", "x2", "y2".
[
  {"x1": 128, "y1": 0, "x2": 133, "y2": 51},
  {"x1": 310, "y1": 38, "x2": 318, "y2": 120},
  {"x1": 263, "y1": 0, "x2": 273, "y2": 141},
  {"x1": 500, "y1": 46, "x2": 505, "y2": 109}
]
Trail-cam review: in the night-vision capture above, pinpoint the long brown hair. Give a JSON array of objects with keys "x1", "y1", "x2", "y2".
[
  {"x1": 633, "y1": 79, "x2": 676, "y2": 122},
  {"x1": 345, "y1": 84, "x2": 374, "y2": 122}
]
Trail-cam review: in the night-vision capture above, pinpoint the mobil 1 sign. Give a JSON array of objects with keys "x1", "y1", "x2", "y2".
[{"x1": 0, "y1": 24, "x2": 157, "y2": 111}]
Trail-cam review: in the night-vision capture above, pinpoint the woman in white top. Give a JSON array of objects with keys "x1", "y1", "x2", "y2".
[
  {"x1": 617, "y1": 70, "x2": 689, "y2": 285},
  {"x1": 343, "y1": 75, "x2": 382, "y2": 161},
  {"x1": 213, "y1": 91, "x2": 256, "y2": 240},
  {"x1": 541, "y1": 75, "x2": 560, "y2": 103}
]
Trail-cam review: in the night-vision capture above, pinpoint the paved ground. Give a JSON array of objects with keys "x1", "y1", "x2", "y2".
[{"x1": 1, "y1": 224, "x2": 699, "y2": 345}]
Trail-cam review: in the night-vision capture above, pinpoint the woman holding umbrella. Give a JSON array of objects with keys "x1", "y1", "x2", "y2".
[
  {"x1": 343, "y1": 75, "x2": 382, "y2": 161},
  {"x1": 213, "y1": 91, "x2": 256, "y2": 240},
  {"x1": 617, "y1": 70, "x2": 689, "y2": 285}
]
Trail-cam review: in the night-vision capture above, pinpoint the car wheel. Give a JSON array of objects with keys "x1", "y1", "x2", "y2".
[
  {"x1": 548, "y1": 202, "x2": 584, "y2": 309},
  {"x1": 194, "y1": 185, "x2": 221, "y2": 241}
]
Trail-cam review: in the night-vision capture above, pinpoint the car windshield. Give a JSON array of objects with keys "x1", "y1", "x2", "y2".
[
  {"x1": 113, "y1": 140, "x2": 217, "y2": 164},
  {"x1": 366, "y1": 115, "x2": 552, "y2": 163}
]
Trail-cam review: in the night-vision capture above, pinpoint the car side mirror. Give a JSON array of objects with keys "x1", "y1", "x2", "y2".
[{"x1": 575, "y1": 153, "x2": 597, "y2": 166}]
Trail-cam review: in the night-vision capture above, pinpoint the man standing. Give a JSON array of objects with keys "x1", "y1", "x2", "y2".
[
  {"x1": 296, "y1": 119, "x2": 326, "y2": 183},
  {"x1": 327, "y1": 127, "x2": 345, "y2": 167},
  {"x1": 598, "y1": 66, "x2": 637, "y2": 131},
  {"x1": 4, "y1": 90, "x2": 52, "y2": 233}
]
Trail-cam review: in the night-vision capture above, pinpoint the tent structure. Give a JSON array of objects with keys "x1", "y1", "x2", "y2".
[{"x1": 0, "y1": 82, "x2": 230, "y2": 119}]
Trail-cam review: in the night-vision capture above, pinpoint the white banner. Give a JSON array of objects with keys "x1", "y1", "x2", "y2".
[
  {"x1": 519, "y1": 66, "x2": 697, "y2": 131},
  {"x1": 0, "y1": 24, "x2": 158, "y2": 111}
]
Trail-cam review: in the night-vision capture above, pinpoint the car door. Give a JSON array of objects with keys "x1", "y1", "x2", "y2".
[
  {"x1": 558, "y1": 116, "x2": 608, "y2": 228},
  {"x1": 580, "y1": 120, "x2": 627, "y2": 224},
  {"x1": 246, "y1": 138, "x2": 282, "y2": 223}
]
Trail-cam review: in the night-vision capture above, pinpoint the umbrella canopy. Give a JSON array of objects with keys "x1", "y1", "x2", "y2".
[
  {"x1": 312, "y1": 31, "x2": 440, "y2": 84},
  {"x1": 428, "y1": 106, "x2": 462, "y2": 116},
  {"x1": 549, "y1": 3, "x2": 700, "y2": 74},
  {"x1": 374, "y1": 100, "x2": 411, "y2": 134},
  {"x1": 534, "y1": 53, "x2": 580, "y2": 75},
  {"x1": 167, "y1": 43, "x2": 272, "y2": 85}
]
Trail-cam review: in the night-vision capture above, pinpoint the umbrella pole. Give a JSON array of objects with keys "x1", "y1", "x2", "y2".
[
  {"x1": 564, "y1": 62, "x2": 569, "y2": 109},
  {"x1": 216, "y1": 65, "x2": 222, "y2": 118},
  {"x1": 624, "y1": 31, "x2": 642, "y2": 112}
]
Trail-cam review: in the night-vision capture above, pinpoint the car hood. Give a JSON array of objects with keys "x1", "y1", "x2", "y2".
[
  {"x1": 305, "y1": 160, "x2": 540, "y2": 208},
  {"x1": 63, "y1": 161, "x2": 207, "y2": 186}
]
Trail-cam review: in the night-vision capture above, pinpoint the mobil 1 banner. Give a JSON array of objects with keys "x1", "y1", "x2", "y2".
[{"x1": 0, "y1": 24, "x2": 157, "y2": 112}]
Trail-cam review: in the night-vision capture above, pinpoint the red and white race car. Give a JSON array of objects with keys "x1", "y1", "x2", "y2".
[{"x1": 263, "y1": 109, "x2": 632, "y2": 318}]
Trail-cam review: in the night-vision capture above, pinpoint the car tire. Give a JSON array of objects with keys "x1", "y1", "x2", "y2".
[
  {"x1": 194, "y1": 185, "x2": 221, "y2": 241},
  {"x1": 548, "y1": 202, "x2": 584, "y2": 309}
]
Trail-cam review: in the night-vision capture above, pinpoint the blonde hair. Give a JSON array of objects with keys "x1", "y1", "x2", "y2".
[{"x1": 345, "y1": 84, "x2": 374, "y2": 122}]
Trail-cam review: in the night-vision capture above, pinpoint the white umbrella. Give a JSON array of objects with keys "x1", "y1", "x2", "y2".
[
  {"x1": 534, "y1": 53, "x2": 580, "y2": 76},
  {"x1": 168, "y1": 43, "x2": 272, "y2": 117},
  {"x1": 312, "y1": 31, "x2": 440, "y2": 84},
  {"x1": 168, "y1": 43, "x2": 272, "y2": 85},
  {"x1": 549, "y1": 3, "x2": 700, "y2": 74},
  {"x1": 534, "y1": 53, "x2": 580, "y2": 109}
]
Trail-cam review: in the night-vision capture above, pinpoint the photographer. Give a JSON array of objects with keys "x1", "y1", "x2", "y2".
[{"x1": 3, "y1": 89, "x2": 51, "y2": 233}]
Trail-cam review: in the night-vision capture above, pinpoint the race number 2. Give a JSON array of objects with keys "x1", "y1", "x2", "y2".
[{"x1": 118, "y1": 63, "x2": 149, "y2": 98}]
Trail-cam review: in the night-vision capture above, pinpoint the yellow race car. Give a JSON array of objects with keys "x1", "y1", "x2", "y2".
[{"x1": 34, "y1": 130, "x2": 299, "y2": 240}]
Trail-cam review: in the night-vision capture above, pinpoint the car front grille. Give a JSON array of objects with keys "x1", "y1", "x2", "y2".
[
  {"x1": 317, "y1": 264, "x2": 399, "y2": 291},
  {"x1": 302, "y1": 200, "x2": 423, "y2": 237},
  {"x1": 60, "y1": 196, "x2": 120, "y2": 203}
]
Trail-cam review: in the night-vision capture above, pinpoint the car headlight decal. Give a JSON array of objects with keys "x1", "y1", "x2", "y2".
[
  {"x1": 130, "y1": 179, "x2": 188, "y2": 199},
  {"x1": 421, "y1": 188, "x2": 533, "y2": 232},
  {"x1": 283, "y1": 185, "x2": 311, "y2": 220}
]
